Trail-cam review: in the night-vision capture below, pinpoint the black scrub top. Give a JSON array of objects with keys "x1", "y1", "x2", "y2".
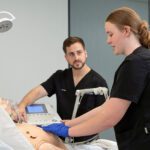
[
  {"x1": 110, "y1": 46, "x2": 150, "y2": 150},
  {"x1": 41, "y1": 68, "x2": 108, "y2": 142}
]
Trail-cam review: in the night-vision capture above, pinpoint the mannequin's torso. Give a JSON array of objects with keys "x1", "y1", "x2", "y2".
[{"x1": 17, "y1": 123, "x2": 67, "y2": 150}]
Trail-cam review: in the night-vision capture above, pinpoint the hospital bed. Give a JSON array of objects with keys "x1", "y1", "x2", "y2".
[{"x1": 0, "y1": 105, "x2": 118, "y2": 150}]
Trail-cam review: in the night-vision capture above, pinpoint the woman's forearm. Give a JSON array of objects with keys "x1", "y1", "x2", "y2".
[
  {"x1": 68, "y1": 98, "x2": 131, "y2": 137},
  {"x1": 66, "y1": 106, "x2": 102, "y2": 127}
]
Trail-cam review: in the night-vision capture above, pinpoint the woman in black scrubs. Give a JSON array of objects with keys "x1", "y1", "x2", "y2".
[{"x1": 41, "y1": 7, "x2": 150, "y2": 150}]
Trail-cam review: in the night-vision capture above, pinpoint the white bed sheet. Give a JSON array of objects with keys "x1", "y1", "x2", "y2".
[
  {"x1": 66, "y1": 139, "x2": 118, "y2": 150},
  {"x1": 0, "y1": 107, "x2": 34, "y2": 150},
  {"x1": 0, "y1": 140, "x2": 13, "y2": 150}
]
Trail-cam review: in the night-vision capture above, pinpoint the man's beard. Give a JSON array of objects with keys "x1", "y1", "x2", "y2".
[{"x1": 71, "y1": 61, "x2": 86, "y2": 70}]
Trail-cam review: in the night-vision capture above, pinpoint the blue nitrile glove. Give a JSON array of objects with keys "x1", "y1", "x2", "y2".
[{"x1": 41, "y1": 123, "x2": 69, "y2": 138}]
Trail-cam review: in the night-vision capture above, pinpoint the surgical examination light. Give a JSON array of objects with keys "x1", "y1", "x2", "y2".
[{"x1": 0, "y1": 11, "x2": 15, "y2": 33}]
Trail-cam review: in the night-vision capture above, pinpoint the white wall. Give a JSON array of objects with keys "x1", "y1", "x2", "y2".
[{"x1": 0, "y1": 0, "x2": 68, "y2": 106}]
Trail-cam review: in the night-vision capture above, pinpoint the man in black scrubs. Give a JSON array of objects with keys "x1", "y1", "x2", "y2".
[{"x1": 18, "y1": 36, "x2": 108, "y2": 143}]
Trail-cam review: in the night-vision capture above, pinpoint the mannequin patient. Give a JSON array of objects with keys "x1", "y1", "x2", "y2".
[
  {"x1": 0, "y1": 98, "x2": 67, "y2": 150},
  {"x1": 17, "y1": 123, "x2": 67, "y2": 150}
]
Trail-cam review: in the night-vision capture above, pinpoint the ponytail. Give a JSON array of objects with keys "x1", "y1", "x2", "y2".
[{"x1": 138, "y1": 21, "x2": 150, "y2": 48}]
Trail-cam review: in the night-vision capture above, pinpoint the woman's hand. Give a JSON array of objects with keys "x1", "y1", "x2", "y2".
[{"x1": 41, "y1": 123, "x2": 70, "y2": 138}]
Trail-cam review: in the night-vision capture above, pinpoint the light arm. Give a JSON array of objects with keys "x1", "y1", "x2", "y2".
[
  {"x1": 68, "y1": 98, "x2": 131, "y2": 137},
  {"x1": 66, "y1": 105, "x2": 103, "y2": 127},
  {"x1": 18, "y1": 85, "x2": 48, "y2": 108}
]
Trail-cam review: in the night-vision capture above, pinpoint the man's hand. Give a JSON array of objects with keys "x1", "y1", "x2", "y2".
[
  {"x1": 17, "y1": 105, "x2": 27, "y2": 122},
  {"x1": 41, "y1": 123, "x2": 69, "y2": 138}
]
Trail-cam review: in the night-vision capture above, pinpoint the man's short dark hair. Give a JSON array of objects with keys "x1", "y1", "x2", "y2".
[{"x1": 63, "y1": 36, "x2": 85, "y2": 53}]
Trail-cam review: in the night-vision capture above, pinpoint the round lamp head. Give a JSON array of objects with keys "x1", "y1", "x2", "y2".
[
  {"x1": 0, "y1": 11, "x2": 15, "y2": 33},
  {"x1": 0, "y1": 18, "x2": 13, "y2": 32}
]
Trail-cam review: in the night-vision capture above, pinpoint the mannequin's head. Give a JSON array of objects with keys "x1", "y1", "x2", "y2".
[{"x1": 0, "y1": 98, "x2": 20, "y2": 122}]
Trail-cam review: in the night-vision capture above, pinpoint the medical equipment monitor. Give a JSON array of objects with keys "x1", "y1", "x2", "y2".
[
  {"x1": 25, "y1": 103, "x2": 61, "y2": 125},
  {"x1": 26, "y1": 104, "x2": 47, "y2": 114}
]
